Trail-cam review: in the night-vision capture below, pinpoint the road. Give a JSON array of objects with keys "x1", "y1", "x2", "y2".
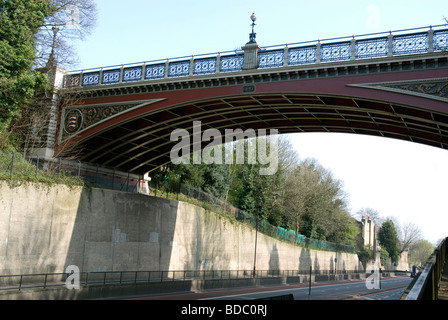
[
  {"x1": 132, "y1": 276, "x2": 412, "y2": 301},
  {"x1": 201, "y1": 277, "x2": 412, "y2": 300}
]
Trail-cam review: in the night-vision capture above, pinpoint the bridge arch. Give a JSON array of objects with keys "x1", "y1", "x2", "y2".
[
  {"x1": 57, "y1": 71, "x2": 448, "y2": 175},
  {"x1": 55, "y1": 25, "x2": 448, "y2": 174}
]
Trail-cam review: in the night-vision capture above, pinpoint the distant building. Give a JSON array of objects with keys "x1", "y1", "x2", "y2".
[
  {"x1": 361, "y1": 216, "x2": 378, "y2": 254},
  {"x1": 355, "y1": 216, "x2": 381, "y2": 268},
  {"x1": 359, "y1": 216, "x2": 410, "y2": 270}
]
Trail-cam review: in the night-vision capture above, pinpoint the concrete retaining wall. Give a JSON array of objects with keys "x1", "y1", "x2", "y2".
[{"x1": 0, "y1": 181, "x2": 361, "y2": 277}]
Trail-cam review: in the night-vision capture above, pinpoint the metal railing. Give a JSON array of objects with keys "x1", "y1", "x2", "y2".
[
  {"x1": 0, "y1": 269, "x2": 409, "y2": 291},
  {"x1": 0, "y1": 150, "x2": 141, "y2": 192},
  {"x1": 62, "y1": 24, "x2": 448, "y2": 88},
  {"x1": 404, "y1": 237, "x2": 448, "y2": 300}
]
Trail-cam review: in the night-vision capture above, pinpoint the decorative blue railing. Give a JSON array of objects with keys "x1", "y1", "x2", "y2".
[{"x1": 63, "y1": 25, "x2": 448, "y2": 88}]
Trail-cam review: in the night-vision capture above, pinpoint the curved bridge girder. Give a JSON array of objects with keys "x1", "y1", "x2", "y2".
[{"x1": 57, "y1": 62, "x2": 448, "y2": 175}]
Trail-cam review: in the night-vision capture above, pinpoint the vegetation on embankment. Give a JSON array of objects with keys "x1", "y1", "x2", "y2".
[{"x1": 0, "y1": 150, "x2": 84, "y2": 188}]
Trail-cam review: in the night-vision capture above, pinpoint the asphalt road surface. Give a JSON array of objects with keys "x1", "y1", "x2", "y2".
[
  {"x1": 201, "y1": 277, "x2": 412, "y2": 300},
  {"x1": 133, "y1": 276, "x2": 412, "y2": 300}
]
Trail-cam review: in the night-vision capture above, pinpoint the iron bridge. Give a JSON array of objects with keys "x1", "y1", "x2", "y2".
[{"x1": 57, "y1": 25, "x2": 448, "y2": 175}]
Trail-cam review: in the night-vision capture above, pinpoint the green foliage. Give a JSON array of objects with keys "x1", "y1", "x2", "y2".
[
  {"x1": 154, "y1": 136, "x2": 357, "y2": 247},
  {"x1": 166, "y1": 148, "x2": 231, "y2": 201},
  {"x1": 281, "y1": 159, "x2": 353, "y2": 244},
  {"x1": 378, "y1": 219, "x2": 400, "y2": 263},
  {"x1": 0, "y1": 0, "x2": 56, "y2": 146},
  {"x1": 357, "y1": 247, "x2": 372, "y2": 268},
  {"x1": 409, "y1": 239, "x2": 434, "y2": 266},
  {"x1": 379, "y1": 248, "x2": 390, "y2": 266},
  {"x1": 202, "y1": 162, "x2": 231, "y2": 201},
  {"x1": 0, "y1": 150, "x2": 84, "y2": 187}
]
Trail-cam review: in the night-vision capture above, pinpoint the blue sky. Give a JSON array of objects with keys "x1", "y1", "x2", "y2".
[
  {"x1": 71, "y1": 0, "x2": 448, "y2": 244},
  {"x1": 74, "y1": 0, "x2": 448, "y2": 70}
]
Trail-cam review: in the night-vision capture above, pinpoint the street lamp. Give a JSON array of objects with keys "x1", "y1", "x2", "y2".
[
  {"x1": 253, "y1": 215, "x2": 259, "y2": 278},
  {"x1": 46, "y1": 25, "x2": 59, "y2": 69},
  {"x1": 253, "y1": 192, "x2": 281, "y2": 278},
  {"x1": 249, "y1": 12, "x2": 257, "y2": 43}
]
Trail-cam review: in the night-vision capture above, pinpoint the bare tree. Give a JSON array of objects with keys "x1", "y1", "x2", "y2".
[
  {"x1": 10, "y1": 1, "x2": 98, "y2": 155},
  {"x1": 34, "y1": 0, "x2": 98, "y2": 69},
  {"x1": 398, "y1": 222, "x2": 423, "y2": 253},
  {"x1": 277, "y1": 135, "x2": 299, "y2": 177},
  {"x1": 356, "y1": 207, "x2": 383, "y2": 225}
]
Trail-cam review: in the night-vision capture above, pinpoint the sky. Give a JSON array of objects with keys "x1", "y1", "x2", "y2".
[{"x1": 69, "y1": 0, "x2": 448, "y2": 244}]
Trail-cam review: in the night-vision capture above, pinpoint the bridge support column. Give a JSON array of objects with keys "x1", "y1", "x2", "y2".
[
  {"x1": 283, "y1": 45, "x2": 289, "y2": 67},
  {"x1": 316, "y1": 41, "x2": 321, "y2": 63},
  {"x1": 28, "y1": 65, "x2": 67, "y2": 160},
  {"x1": 387, "y1": 32, "x2": 394, "y2": 57},
  {"x1": 216, "y1": 53, "x2": 221, "y2": 73},
  {"x1": 350, "y1": 37, "x2": 356, "y2": 60},
  {"x1": 428, "y1": 27, "x2": 434, "y2": 52},
  {"x1": 242, "y1": 41, "x2": 261, "y2": 70}
]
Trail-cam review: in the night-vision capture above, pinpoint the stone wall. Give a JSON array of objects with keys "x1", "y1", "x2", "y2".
[{"x1": 0, "y1": 182, "x2": 361, "y2": 275}]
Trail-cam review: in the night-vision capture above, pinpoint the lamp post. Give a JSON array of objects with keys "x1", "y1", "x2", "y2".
[
  {"x1": 253, "y1": 192, "x2": 281, "y2": 278},
  {"x1": 253, "y1": 216, "x2": 259, "y2": 278},
  {"x1": 249, "y1": 12, "x2": 257, "y2": 43},
  {"x1": 243, "y1": 12, "x2": 261, "y2": 70}
]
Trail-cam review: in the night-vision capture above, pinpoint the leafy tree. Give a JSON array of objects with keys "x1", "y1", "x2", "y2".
[
  {"x1": 409, "y1": 239, "x2": 434, "y2": 266},
  {"x1": 202, "y1": 161, "x2": 230, "y2": 200},
  {"x1": 284, "y1": 159, "x2": 349, "y2": 241},
  {"x1": 378, "y1": 219, "x2": 400, "y2": 263},
  {"x1": 227, "y1": 138, "x2": 276, "y2": 219},
  {"x1": 160, "y1": 134, "x2": 357, "y2": 246},
  {"x1": 358, "y1": 247, "x2": 372, "y2": 269},
  {"x1": 0, "y1": 0, "x2": 97, "y2": 149},
  {"x1": 236, "y1": 163, "x2": 256, "y2": 213},
  {"x1": 0, "y1": 0, "x2": 56, "y2": 145},
  {"x1": 379, "y1": 247, "x2": 390, "y2": 267},
  {"x1": 167, "y1": 148, "x2": 231, "y2": 200}
]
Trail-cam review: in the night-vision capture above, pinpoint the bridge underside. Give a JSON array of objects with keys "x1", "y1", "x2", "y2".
[{"x1": 60, "y1": 91, "x2": 448, "y2": 175}]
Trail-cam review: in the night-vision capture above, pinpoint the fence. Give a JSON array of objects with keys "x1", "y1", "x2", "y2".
[
  {"x1": 1, "y1": 150, "x2": 355, "y2": 255},
  {"x1": 0, "y1": 269, "x2": 409, "y2": 292},
  {"x1": 0, "y1": 150, "x2": 141, "y2": 192},
  {"x1": 404, "y1": 237, "x2": 448, "y2": 300}
]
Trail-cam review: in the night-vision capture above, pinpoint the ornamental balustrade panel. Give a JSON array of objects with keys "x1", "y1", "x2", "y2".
[
  {"x1": 123, "y1": 66, "x2": 143, "y2": 82},
  {"x1": 259, "y1": 49, "x2": 284, "y2": 68},
  {"x1": 62, "y1": 27, "x2": 448, "y2": 88},
  {"x1": 193, "y1": 57, "x2": 217, "y2": 75},
  {"x1": 355, "y1": 37, "x2": 388, "y2": 59},
  {"x1": 64, "y1": 74, "x2": 80, "y2": 87},
  {"x1": 102, "y1": 69, "x2": 121, "y2": 84},
  {"x1": 321, "y1": 41, "x2": 351, "y2": 62},
  {"x1": 434, "y1": 30, "x2": 448, "y2": 51},
  {"x1": 393, "y1": 32, "x2": 428, "y2": 55},
  {"x1": 220, "y1": 54, "x2": 244, "y2": 72},
  {"x1": 82, "y1": 72, "x2": 100, "y2": 86},
  {"x1": 145, "y1": 63, "x2": 166, "y2": 80},
  {"x1": 288, "y1": 45, "x2": 317, "y2": 65},
  {"x1": 168, "y1": 60, "x2": 190, "y2": 78}
]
